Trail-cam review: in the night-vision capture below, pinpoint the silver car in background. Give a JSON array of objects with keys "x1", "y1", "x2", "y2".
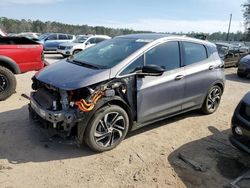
[{"x1": 29, "y1": 34, "x2": 225, "y2": 152}]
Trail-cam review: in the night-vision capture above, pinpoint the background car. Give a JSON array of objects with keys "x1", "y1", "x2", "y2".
[
  {"x1": 29, "y1": 34, "x2": 225, "y2": 152},
  {"x1": 0, "y1": 37, "x2": 45, "y2": 100},
  {"x1": 57, "y1": 35, "x2": 111, "y2": 57},
  {"x1": 237, "y1": 54, "x2": 250, "y2": 77},
  {"x1": 216, "y1": 42, "x2": 249, "y2": 67},
  {"x1": 17, "y1": 32, "x2": 41, "y2": 40},
  {"x1": 37, "y1": 33, "x2": 75, "y2": 52},
  {"x1": 0, "y1": 28, "x2": 7, "y2": 37},
  {"x1": 230, "y1": 91, "x2": 250, "y2": 154}
]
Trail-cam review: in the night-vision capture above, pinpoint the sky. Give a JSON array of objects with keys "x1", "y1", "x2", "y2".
[{"x1": 0, "y1": 0, "x2": 247, "y2": 33}]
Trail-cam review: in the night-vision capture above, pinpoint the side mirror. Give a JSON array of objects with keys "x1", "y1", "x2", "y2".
[
  {"x1": 140, "y1": 64, "x2": 165, "y2": 76},
  {"x1": 86, "y1": 42, "x2": 91, "y2": 46}
]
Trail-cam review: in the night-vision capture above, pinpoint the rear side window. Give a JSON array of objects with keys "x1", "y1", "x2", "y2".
[
  {"x1": 182, "y1": 42, "x2": 207, "y2": 66},
  {"x1": 145, "y1": 41, "x2": 180, "y2": 71},
  {"x1": 59, "y1": 34, "x2": 68, "y2": 40}
]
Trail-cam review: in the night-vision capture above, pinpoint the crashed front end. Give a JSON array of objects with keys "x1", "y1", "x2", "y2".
[
  {"x1": 29, "y1": 79, "x2": 82, "y2": 137},
  {"x1": 29, "y1": 75, "x2": 135, "y2": 141}
]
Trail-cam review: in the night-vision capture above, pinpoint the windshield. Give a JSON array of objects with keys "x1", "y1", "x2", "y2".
[
  {"x1": 216, "y1": 44, "x2": 229, "y2": 55},
  {"x1": 73, "y1": 38, "x2": 148, "y2": 68},
  {"x1": 73, "y1": 36, "x2": 88, "y2": 43},
  {"x1": 38, "y1": 33, "x2": 50, "y2": 40}
]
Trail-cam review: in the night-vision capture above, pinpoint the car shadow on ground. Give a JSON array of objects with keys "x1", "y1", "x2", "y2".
[
  {"x1": 0, "y1": 104, "x2": 202, "y2": 164},
  {"x1": 0, "y1": 105, "x2": 96, "y2": 164},
  {"x1": 168, "y1": 126, "x2": 250, "y2": 188},
  {"x1": 127, "y1": 110, "x2": 201, "y2": 139},
  {"x1": 226, "y1": 73, "x2": 250, "y2": 83}
]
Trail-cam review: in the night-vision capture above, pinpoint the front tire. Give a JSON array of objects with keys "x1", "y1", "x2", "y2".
[
  {"x1": 0, "y1": 66, "x2": 16, "y2": 101},
  {"x1": 201, "y1": 85, "x2": 222, "y2": 115},
  {"x1": 84, "y1": 105, "x2": 129, "y2": 152}
]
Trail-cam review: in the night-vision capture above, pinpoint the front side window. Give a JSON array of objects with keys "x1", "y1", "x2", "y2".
[
  {"x1": 182, "y1": 42, "x2": 207, "y2": 66},
  {"x1": 120, "y1": 56, "x2": 144, "y2": 75},
  {"x1": 47, "y1": 34, "x2": 57, "y2": 40},
  {"x1": 73, "y1": 38, "x2": 148, "y2": 69},
  {"x1": 145, "y1": 41, "x2": 180, "y2": 71}
]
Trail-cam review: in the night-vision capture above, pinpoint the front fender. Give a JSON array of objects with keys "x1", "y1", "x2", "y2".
[{"x1": 0, "y1": 55, "x2": 21, "y2": 74}]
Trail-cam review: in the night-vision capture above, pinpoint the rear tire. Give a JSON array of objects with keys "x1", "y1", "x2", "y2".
[
  {"x1": 0, "y1": 66, "x2": 16, "y2": 101},
  {"x1": 201, "y1": 85, "x2": 222, "y2": 115},
  {"x1": 84, "y1": 105, "x2": 129, "y2": 152}
]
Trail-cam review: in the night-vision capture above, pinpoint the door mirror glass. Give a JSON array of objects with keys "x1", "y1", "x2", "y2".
[{"x1": 141, "y1": 64, "x2": 165, "y2": 76}]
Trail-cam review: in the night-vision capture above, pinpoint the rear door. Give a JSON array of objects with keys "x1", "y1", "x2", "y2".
[
  {"x1": 137, "y1": 41, "x2": 185, "y2": 123},
  {"x1": 181, "y1": 41, "x2": 218, "y2": 110}
]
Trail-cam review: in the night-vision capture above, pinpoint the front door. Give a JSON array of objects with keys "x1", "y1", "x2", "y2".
[{"x1": 137, "y1": 41, "x2": 185, "y2": 123}]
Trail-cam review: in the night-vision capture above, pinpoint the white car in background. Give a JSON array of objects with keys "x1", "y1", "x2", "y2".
[
  {"x1": 0, "y1": 28, "x2": 7, "y2": 36},
  {"x1": 57, "y1": 35, "x2": 111, "y2": 57}
]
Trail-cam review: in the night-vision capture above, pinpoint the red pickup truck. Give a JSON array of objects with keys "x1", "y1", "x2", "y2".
[{"x1": 0, "y1": 37, "x2": 46, "y2": 100}]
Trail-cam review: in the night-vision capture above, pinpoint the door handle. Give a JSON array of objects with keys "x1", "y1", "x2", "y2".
[
  {"x1": 175, "y1": 75, "x2": 184, "y2": 80},
  {"x1": 209, "y1": 65, "x2": 215, "y2": 70}
]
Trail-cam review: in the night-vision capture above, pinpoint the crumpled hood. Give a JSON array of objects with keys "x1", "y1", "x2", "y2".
[{"x1": 35, "y1": 60, "x2": 111, "y2": 90}]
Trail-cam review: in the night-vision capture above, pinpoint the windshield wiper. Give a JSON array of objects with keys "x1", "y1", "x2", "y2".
[{"x1": 67, "y1": 59, "x2": 100, "y2": 69}]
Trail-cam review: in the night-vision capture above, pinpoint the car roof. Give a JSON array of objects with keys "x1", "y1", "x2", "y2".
[
  {"x1": 115, "y1": 33, "x2": 215, "y2": 47},
  {"x1": 116, "y1": 33, "x2": 173, "y2": 40}
]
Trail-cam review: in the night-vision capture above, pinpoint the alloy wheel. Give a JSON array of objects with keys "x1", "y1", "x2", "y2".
[
  {"x1": 0, "y1": 74, "x2": 8, "y2": 93},
  {"x1": 94, "y1": 112, "x2": 126, "y2": 148},
  {"x1": 207, "y1": 87, "x2": 221, "y2": 111}
]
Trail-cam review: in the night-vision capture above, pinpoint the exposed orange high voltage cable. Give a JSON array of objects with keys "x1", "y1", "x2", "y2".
[{"x1": 75, "y1": 91, "x2": 104, "y2": 112}]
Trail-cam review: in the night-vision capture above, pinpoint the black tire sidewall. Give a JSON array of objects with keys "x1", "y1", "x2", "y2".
[
  {"x1": 0, "y1": 66, "x2": 16, "y2": 101},
  {"x1": 84, "y1": 105, "x2": 129, "y2": 152},
  {"x1": 202, "y1": 85, "x2": 222, "y2": 114}
]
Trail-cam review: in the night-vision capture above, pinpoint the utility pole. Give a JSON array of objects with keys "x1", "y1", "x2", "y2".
[{"x1": 226, "y1": 13, "x2": 232, "y2": 42}]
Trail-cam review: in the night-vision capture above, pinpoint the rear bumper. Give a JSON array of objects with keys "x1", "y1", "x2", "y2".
[{"x1": 231, "y1": 106, "x2": 250, "y2": 154}]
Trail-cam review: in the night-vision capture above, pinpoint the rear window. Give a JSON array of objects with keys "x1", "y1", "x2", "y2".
[{"x1": 182, "y1": 42, "x2": 207, "y2": 66}]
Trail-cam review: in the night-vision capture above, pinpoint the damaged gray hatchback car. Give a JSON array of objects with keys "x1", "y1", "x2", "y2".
[{"x1": 29, "y1": 34, "x2": 225, "y2": 152}]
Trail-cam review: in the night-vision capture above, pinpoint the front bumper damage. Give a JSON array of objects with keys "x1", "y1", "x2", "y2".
[
  {"x1": 29, "y1": 93, "x2": 76, "y2": 131},
  {"x1": 29, "y1": 92, "x2": 78, "y2": 137}
]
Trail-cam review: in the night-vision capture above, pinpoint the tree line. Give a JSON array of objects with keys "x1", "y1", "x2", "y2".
[{"x1": 0, "y1": 17, "x2": 247, "y2": 41}]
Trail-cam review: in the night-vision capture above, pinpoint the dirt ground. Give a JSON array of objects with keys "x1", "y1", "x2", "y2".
[{"x1": 0, "y1": 54, "x2": 250, "y2": 188}]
